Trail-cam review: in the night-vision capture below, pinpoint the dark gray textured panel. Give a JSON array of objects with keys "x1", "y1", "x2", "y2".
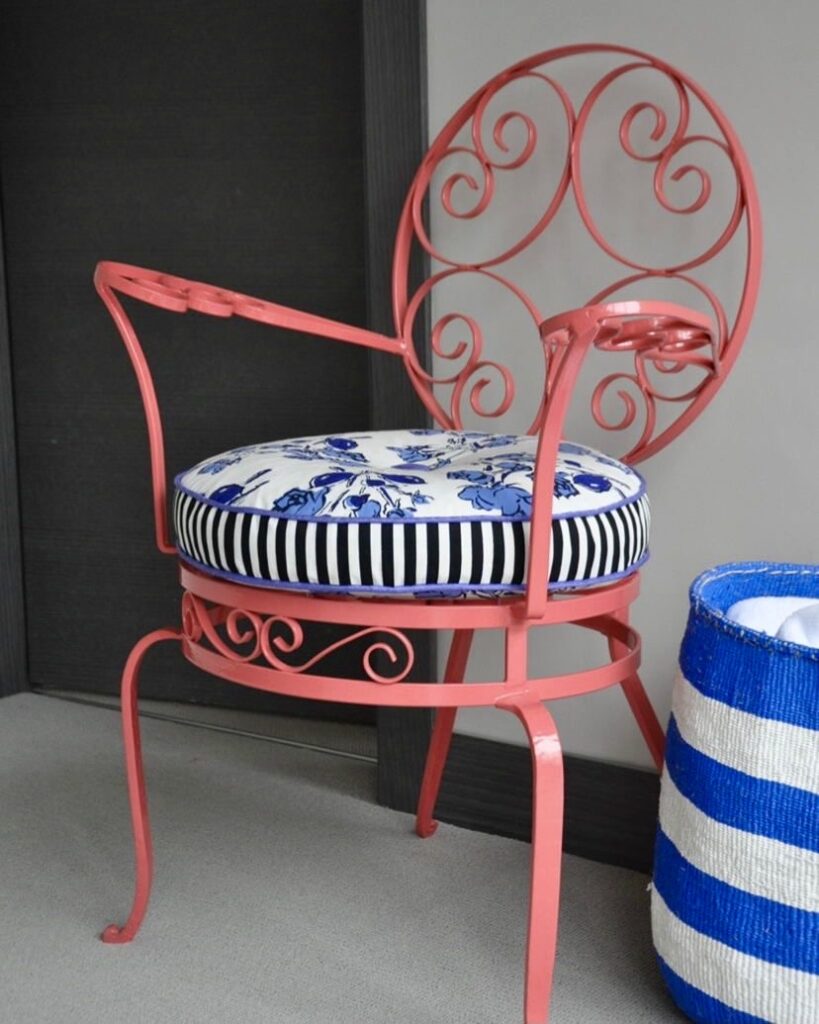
[
  {"x1": 361, "y1": 0, "x2": 436, "y2": 809},
  {"x1": 0, "y1": 0, "x2": 375, "y2": 718},
  {"x1": 362, "y1": 0, "x2": 430, "y2": 430},
  {"x1": 0, "y1": 201, "x2": 27, "y2": 697}
]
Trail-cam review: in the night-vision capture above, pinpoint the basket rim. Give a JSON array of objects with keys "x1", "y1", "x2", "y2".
[{"x1": 690, "y1": 561, "x2": 819, "y2": 661}]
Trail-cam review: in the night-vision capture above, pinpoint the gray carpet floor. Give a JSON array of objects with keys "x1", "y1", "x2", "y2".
[
  {"x1": 45, "y1": 690, "x2": 379, "y2": 760},
  {"x1": 0, "y1": 694, "x2": 685, "y2": 1023}
]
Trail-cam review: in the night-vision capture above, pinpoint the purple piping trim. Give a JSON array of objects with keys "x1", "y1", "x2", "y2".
[
  {"x1": 172, "y1": 473, "x2": 648, "y2": 524},
  {"x1": 175, "y1": 550, "x2": 650, "y2": 597}
]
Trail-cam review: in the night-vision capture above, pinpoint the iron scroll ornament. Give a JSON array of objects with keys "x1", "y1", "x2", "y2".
[
  {"x1": 392, "y1": 44, "x2": 761, "y2": 463},
  {"x1": 181, "y1": 591, "x2": 415, "y2": 685}
]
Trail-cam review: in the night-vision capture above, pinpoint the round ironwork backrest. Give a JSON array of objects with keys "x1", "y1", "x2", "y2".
[{"x1": 392, "y1": 44, "x2": 761, "y2": 463}]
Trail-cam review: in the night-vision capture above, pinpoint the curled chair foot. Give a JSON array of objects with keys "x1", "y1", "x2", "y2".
[
  {"x1": 102, "y1": 628, "x2": 181, "y2": 945},
  {"x1": 497, "y1": 695, "x2": 564, "y2": 1024},
  {"x1": 416, "y1": 817, "x2": 440, "y2": 839},
  {"x1": 415, "y1": 630, "x2": 474, "y2": 838},
  {"x1": 414, "y1": 707, "x2": 458, "y2": 839}
]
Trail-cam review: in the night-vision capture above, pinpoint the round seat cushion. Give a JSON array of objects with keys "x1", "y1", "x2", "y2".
[{"x1": 173, "y1": 429, "x2": 649, "y2": 597}]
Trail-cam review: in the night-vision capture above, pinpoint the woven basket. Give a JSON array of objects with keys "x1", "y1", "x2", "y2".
[{"x1": 652, "y1": 562, "x2": 819, "y2": 1024}]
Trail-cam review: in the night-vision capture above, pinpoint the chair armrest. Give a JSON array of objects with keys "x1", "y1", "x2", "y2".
[
  {"x1": 94, "y1": 261, "x2": 402, "y2": 353},
  {"x1": 524, "y1": 300, "x2": 715, "y2": 618},
  {"x1": 94, "y1": 260, "x2": 403, "y2": 555}
]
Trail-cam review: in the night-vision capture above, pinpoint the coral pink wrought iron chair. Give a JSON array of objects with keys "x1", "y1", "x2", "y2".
[{"x1": 96, "y1": 45, "x2": 760, "y2": 1024}]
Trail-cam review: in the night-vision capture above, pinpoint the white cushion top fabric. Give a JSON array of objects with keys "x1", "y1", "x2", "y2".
[{"x1": 176, "y1": 429, "x2": 645, "y2": 522}]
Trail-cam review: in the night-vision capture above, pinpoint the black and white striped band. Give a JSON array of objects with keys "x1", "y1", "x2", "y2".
[{"x1": 173, "y1": 490, "x2": 650, "y2": 595}]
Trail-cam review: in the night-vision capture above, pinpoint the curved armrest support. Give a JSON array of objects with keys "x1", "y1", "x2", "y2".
[
  {"x1": 524, "y1": 299, "x2": 715, "y2": 618},
  {"x1": 94, "y1": 261, "x2": 403, "y2": 555},
  {"x1": 95, "y1": 261, "x2": 402, "y2": 352}
]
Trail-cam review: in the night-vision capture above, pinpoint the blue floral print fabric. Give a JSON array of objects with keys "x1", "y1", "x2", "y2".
[{"x1": 177, "y1": 429, "x2": 644, "y2": 522}]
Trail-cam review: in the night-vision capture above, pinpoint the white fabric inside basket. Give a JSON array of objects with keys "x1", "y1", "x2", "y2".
[{"x1": 726, "y1": 596, "x2": 819, "y2": 647}]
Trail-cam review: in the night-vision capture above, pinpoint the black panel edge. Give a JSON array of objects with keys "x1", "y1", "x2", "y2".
[
  {"x1": 361, "y1": 0, "x2": 435, "y2": 809},
  {"x1": 357, "y1": 6, "x2": 657, "y2": 874},
  {"x1": 362, "y1": 0, "x2": 429, "y2": 424},
  {"x1": 0, "y1": 186, "x2": 27, "y2": 697},
  {"x1": 436, "y1": 733, "x2": 660, "y2": 873}
]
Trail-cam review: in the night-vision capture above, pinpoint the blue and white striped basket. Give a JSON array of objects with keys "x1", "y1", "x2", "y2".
[{"x1": 652, "y1": 562, "x2": 819, "y2": 1024}]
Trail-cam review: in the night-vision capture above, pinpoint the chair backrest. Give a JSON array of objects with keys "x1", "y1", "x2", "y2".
[{"x1": 392, "y1": 44, "x2": 761, "y2": 463}]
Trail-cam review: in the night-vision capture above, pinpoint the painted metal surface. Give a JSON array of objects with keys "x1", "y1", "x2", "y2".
[
  {"x1": 393, "y1": 43, "x2": 761, "y2": 466},
  {"x1": 96, "y1": 45, "x2": 760, "y2": 1024}
]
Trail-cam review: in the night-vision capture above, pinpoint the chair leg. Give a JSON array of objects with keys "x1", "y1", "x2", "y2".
[
  {"x1": 608, "y1": 611, "x2": 665, "y2": 771},
  {"x1": 415, "y1": 628, "x2": 474, "y2": 838},
  {"x1": 497, "y1": 696, "x2": 564, "y2": 1024},
  {"x1": 620, "y1": 674, "x2": 665, "y2": 770},
  {"x1": 102, "y1": 628, "x2": 180, "y2": 944}
]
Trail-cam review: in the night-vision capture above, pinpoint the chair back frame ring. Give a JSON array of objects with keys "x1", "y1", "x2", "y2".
[{"x1": 392, "y1": 43, "x2": 761, "y2": 463}]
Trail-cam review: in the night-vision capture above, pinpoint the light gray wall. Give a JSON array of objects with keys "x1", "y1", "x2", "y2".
[{"x1": 426, "y1": 0, "x2": 815, "y2": 768}]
